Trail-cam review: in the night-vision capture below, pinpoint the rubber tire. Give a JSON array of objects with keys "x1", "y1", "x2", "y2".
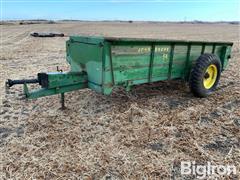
[{"x1": 189, "y1": 53, "x2": 222, "y2": 98}]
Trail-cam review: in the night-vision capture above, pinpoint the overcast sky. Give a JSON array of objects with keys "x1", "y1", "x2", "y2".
[{"x1": 1, "y1": 0, "x2": 240, "y2": 21}]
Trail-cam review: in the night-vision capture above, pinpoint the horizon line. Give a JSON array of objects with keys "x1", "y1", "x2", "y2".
[{"x1": 1, "y1": 19, "x2": 240, "y2": 22}]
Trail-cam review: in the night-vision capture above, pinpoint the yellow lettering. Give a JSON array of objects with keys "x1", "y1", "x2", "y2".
[{"x1": 163, "y1": 54, "x2": 168, "y2": 60}]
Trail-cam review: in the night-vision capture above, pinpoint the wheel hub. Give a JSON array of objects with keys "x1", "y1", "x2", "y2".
[
  {"x1": 203, "y1": 64, "x2": 218, "y2": 89},
  {"x1": 204, "y1": 72, "x2": 210, "y2": 79}
]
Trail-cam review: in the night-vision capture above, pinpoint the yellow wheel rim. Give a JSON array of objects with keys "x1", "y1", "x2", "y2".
[{"x1": 203, "y1": 64, "x2": 218, "y2": 89}]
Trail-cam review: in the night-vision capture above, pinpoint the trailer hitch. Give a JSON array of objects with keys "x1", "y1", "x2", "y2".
[
  {"x1": 5, "y1": 72, "x2": 88, "y2": 109},
  {"x1": 6, "y1": 78, "x2": 39, "y2": 87}
]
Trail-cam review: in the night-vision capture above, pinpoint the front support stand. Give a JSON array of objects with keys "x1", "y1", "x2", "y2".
[{"x1": 60, "y1": 93, "x2": 66, "y2": 110}]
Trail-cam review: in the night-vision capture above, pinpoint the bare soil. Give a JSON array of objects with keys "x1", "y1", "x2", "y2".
[{"x1": 0, "y1": 22, "x2": 240, "y2": 179}]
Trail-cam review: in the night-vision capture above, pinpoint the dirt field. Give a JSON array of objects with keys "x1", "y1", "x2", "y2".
[{"x1": 0, "y1": 22, "x2": 240, "y2": 179}]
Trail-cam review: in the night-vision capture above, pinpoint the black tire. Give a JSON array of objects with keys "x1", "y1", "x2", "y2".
[{"x1": 189, "y1": 53, "x2": 222, "y2": 97}]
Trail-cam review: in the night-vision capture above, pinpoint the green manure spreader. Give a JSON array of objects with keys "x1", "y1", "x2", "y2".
[{"x1": 7, "y1": 36, "x2": 233, "y2": 108}]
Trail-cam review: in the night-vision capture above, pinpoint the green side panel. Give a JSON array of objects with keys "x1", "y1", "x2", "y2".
[
  {"x1": 224, "y1": 46, "x2": 232, "y2": 69},
  {"x1": 185, "y1": 45, "x2": 202, "y2": 73},
  {"x1": 221, "y1": 45, "x2": 232, "y2": 70},
  {"x1": 214, "y1": 45, "x2": 232, "y2": 70},
  {"x1": 152, "y1": 45, "x2": 171, "y2": 80},
  {"x1": 204, "y1": 45, "x2": 214, "y2": 53},
  {"x1": 113, "y1": 67, "x2": 149, "y2": 83},
  {"x1": 86, "y1": 60, "x2": 102, "y2": 85},
  {"x1": 171, "y1": 45, "x2": 188, "y2": 78},
  {"x1": 214, "y1": 46, "x2": 223, "y2": 58},
  {"x1": 66, "y1": 38, "x2": 103, "y2": 85},
  {"x1": 189, "y1": 45, "x2": 202, "y2": 63},
  {"x1": 131, "y1": 78, "x2": 149, "y2": 85},
  {"x1": 111, "y1": 45, "x2": 151, "y2": 84}
]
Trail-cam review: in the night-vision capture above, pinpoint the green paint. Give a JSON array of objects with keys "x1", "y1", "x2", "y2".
[{"x1": 24, "y1": 36, "x2": 233, "y2": 99}]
